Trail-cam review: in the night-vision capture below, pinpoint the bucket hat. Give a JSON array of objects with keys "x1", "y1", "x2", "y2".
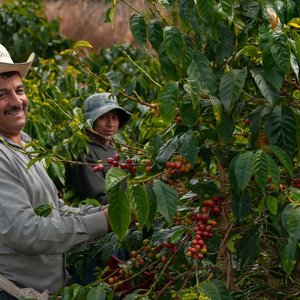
[
  {"x1": 0, "y1": 44, "x2": 35, "y2": 78},
  {"x1": 84, "y1": 93, "x2": 131, "y2": 128}
]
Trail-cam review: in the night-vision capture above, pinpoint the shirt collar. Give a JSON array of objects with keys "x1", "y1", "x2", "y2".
[{"x1": 0, "y1": 131, "x2": 31, "y2": 148}]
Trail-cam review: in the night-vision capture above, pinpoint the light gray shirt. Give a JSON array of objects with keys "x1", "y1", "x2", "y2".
[{"x1": 0, "y1": 132, "x2": 108, "y2": 293}]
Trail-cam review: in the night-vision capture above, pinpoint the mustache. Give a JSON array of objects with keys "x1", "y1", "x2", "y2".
[{"x1": 5, "y1": 105, "x2": 25, "y2": 114}]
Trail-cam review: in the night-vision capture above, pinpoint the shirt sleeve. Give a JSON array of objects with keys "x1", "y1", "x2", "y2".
[
  {"x1": 0, "y1": 156, "x2": 108, "y2": 255},
  {"x1": 56, "y1": 198, "x2": 102, "y2": 214}
]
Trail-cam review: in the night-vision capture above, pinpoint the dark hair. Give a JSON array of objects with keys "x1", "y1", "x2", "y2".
[{"x1": 0, "y1": 71, "x2": 21, "y2": 79}]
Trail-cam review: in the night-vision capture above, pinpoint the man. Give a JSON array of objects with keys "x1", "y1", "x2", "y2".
[
  {"x1": 67, "y1": 92, "x2": 131, "y2": 205},
  {"x1": 0, "y1": 44, "x2": 110, "y2": 299}
]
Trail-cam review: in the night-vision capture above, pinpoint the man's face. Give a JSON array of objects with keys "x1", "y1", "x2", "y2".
[
  {"x1": 0, "y1": 73, "x2": 28, "y2": 141},
  {"x1": 93, "y1": 109, "x2": 120, "y2": 138}
]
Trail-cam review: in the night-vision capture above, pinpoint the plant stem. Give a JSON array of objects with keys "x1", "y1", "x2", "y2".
[{"x1": 122, "y1": 50, "x2": 162, "y2": 88}]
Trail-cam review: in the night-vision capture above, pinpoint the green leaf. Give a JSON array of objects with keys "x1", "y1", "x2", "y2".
[
  {"x1": 34, "y1": 204, "x2": 52, "y2": 217},
  {"x1": 156, "y1": 135, "x2": 178, "y2": 165},
  {"x1": 282, "y1": 238, "x2": 298, "y2": 275},
  {"x1": 219, "y1": 68, "x2": 247, "y2": 114},
  {"x1": 227, "y1": 233, "x2": 242, "y2": 253},
  {"x1": 105, "y1": 70, "x2": 120, "y2": 95},
  {"x1": 281, "y1": 203, "x2": 297, "y2": 232},
  {"x1": 190, "y1": 180, "x2": 219, "y2": 198},
  {"x1": 232, "y1": 191, "x2": 251, "y2": 221},
  {"x1": 290, "y1": 30, "x2": 300, "y2": 66},
  {"x1": 60, "y1": 49, "x2": 74, "y2": 56},
  {"x1": 70, "y1": 284, "x2": 87, "y2": 299},
  {"x1": 263, "y1": 44, "x2": 284, "y2": 89},
  {"x1": 216, "y1": 24, "x2": 235, "y2": 64},
  {"x1": 26, "y1": 155, "x2": 45, "y2": 170},
  {"x1": 158, "y1": 81, "x2": 179, "y2": 122},
  {"x1": 179, "y1": 0, "x2": 194, "y2": 24},
  {"x1": 198, "y1": 279, "x2": 232, "y2": 300},
  {"x1": 158, "y1": 44, "x2": 178, "y2": 80},
  {"x1": 48, "y1": 161, "x2": 65, "y2": 186},
  {"x1": 163, "y1": 26, "x2": 183, "y2": 65},
  {"x1": 74, "y1": 40, "x2": 93, "y2": 50},
  {"x1": 287, "y1": 187, "x2": 300, "y2": 204},
  {"x1": 290, "y1": 52, "x2": 299, "y2": 81},
  {"x1": 180, "y1": 94, "x2": 200, "y2": 127},
  {"x1": 234, "y1": 151, "x2": 254, "y2": 192},
  {"x1": 187, "y1": 51, "x2": 217, "y2": 94},
  {"x1": 287, "y1": 206, "x2": 300, "y2": 240},
  {"x1": 236, "y1": 45, "x2": 261, "y2": 60},
  {"x1": 267, "y1": 155, "x2": 281, "y2": 192},
  {"x1": 130, "y1": 14, "x2": 146, "y2": 46},
  {"x1": 178, "y1": 133, "x2": 199, "y2": 165},
  {"x1": 221, "y1": 0, "x2": 234, "y2": 22},
  {"x1": 248, "y1": 106, "x2": 266, "y2": 147},
  {"x1": 108, "y1": 183, "x2": 131, "y2": 241},
  {"x1": 236, "y1": 225, "x2": 261, "y2": 268},
  {"x1": 153, "y1": 180, "x2": 178, "y2": 224},
  {"x1": 147, "y1": 19, "x2": 163, "y2": 52},
  {"x1": 264, "y1": 144, "x2": 294, "y2": 177},
  {"x1": 130, "y1": 184, "x2": 149, "y2": 229},
  {"x1": 210, "y1": 96, "x2": 223, "y2": 126},
  {"x1": 253, "y1": 150, "x2": 268, "y2": 192},
  {"x1": 293, "y1": 109, "x2": 300, "y2": 162},
  {"x1": 288, "y1": 18, "x2": 300, "y2": 28},
  {"x1": 184, "y1": 78, "x2": 201, "y2": 109},
  {"x1": 182, "y1": 35, "x2": 194, "y2": 69},
  {"x1": 218, "y1": 113, "x2": 235, "y2": 145},
  {"x1": 266, "y1": 195, "x2": 278, "y2": 215},
  {"x1": 104, "y1": 5, "x2": 116, "y2": 23},
  {"x1": 145, "y1": 185, "x2": 158, "y2": 230},
  {"x1": 105, "y1": 167, "x2": 128, "y2": 192},
  {"x1": 196, "y1": 0, "x2": 215, "y2": 23},
  {"x1": 250, "y1": 68, "x2": 280, "y2": 106},
  {"x1": 170, "y1": 227, "x2": 185, "y2": 243},
  {"x1": 270, "y1": 33, "x2": 291, "y2": 74},
  {"x1": 87, "y1": 286, "x2": 107, "y2": 300},
  {"x1": 265, "y1": 106, "x2": 297, "y2": 157}
]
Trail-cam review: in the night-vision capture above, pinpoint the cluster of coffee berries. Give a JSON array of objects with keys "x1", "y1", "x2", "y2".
[
  {"x1": 105, "y1": 240, "x2": 178, "y2": 291},
  {"x1": 92, "y1": 153, "x2": 136, "y2": 174},
  {"x1": 142, "y1": 159, "x2": 154, "y2": 173},
  {"x1": 175, "y1": 115, "x2": 182, "y2": 124},
  {"x1": 165, "y1": 160, "x2": 192, "y2": 175},
  {"x1": 244, "y1": 118, "x2": 251, "y2": 126},
  {"x1": 173, "y1": 211, "x2": 193, "y2": 226},
  {"x1": 129, "y1": 241, "x2": 178, "y2": 269},
  {"x1": 187, "y1": 195, "x2": 223, "y2": 260},
  {"x1": 107, "y1": 155, "x2": 136, "y2": 174},
  {"x1": 104, "y1": 256, "x2": 133, "y2": 293},
  {"x1": 92, "y1": 164, "x2": 105, "y2": 172},
  {"x1": 293, "y1": 178, "x2": 300, "y2": 189},
  {"x1": 149, "y1": 103, "x2": 159, "y2": 117}
]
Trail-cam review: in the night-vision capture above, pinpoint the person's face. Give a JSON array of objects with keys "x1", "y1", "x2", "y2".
[
  {"x1": 0, "y1": 73, "x2": 28, "y2": 143},
  {"x1": 93, "y1": 110, "x2": 120, "y2": 140}
]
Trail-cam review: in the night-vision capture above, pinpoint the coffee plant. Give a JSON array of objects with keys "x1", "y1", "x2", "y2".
[{"x1": 3, "y1": 0, "x2": 300, "y2": 299}]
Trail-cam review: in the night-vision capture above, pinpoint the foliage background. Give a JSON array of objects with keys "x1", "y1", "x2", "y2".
[{"x1": 2, "y1": 0, "x2": 300, "y2": 299}]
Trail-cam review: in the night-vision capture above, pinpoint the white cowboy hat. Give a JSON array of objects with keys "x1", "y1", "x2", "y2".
[{"x1": 0, "y1": 44, "x2": 35, "y2": 78}]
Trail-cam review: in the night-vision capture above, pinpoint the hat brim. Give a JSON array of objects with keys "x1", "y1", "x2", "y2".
[
  {"x1": 89, "y1": 104, "x2": 131, "y2": 128},
  {"x1": 0, "y1": 53, "x2": 35, "y2": 78}
]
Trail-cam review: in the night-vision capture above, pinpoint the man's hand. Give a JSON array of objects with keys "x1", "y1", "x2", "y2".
[
  {"x1": 100, "y1": 205, "x2": 108, "y2": 212},
  {"x1": 102, "y1": 207, "x2": 111, "y2": 232}
]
